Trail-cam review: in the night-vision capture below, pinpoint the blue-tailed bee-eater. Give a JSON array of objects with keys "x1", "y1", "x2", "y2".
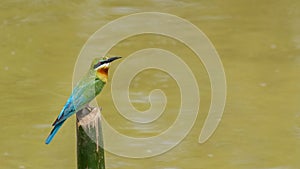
[{"x1": 45, "y1": 56, "x2": 121, "y2": 144}]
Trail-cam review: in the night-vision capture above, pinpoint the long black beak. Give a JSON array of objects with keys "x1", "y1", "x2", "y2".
[
  {"x1": 93, "y1": 56, "x2": 122, "y2": 69},
  {"x1": 106, "y1": 56, "x2": 122, "y2": 63}
]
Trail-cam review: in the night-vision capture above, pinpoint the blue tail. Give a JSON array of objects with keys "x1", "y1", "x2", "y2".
[{"x1": 45, "y1": 120, "x2": 66, "y2": 144}]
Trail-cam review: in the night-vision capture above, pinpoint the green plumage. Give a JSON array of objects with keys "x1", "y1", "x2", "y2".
[
  {"x1": 46, "y1": 56, "x2": 121, "y2": 144},
  {"x1": 58, "y1": 58, "x2": 107, "y2": 123},
  {"x1": 45, "y1": 58, "x2": 107, "y2": 144}
]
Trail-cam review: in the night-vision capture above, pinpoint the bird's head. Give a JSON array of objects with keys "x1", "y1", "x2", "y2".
[{"x1": 92, "y1": 56, "x2": 122, "y2": 82}]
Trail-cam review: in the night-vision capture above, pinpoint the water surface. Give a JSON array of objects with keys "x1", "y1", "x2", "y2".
[{"x1": 0, "y1": 1, "x2": 300, "y2": 169}]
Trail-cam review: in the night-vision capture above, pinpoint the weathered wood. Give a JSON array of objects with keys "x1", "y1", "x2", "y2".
[{"x1": 76, "y1": 107, "x2": 105, "y2": 169}]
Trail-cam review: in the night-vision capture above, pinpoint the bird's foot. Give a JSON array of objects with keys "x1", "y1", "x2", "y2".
[{"x1": 86, "y1": 104, "x2": 93, "y2": 112}]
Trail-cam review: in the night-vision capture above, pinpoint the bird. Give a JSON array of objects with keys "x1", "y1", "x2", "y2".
[{"x1": 45, "y1": 56, "x2": 121, "y2": 144}]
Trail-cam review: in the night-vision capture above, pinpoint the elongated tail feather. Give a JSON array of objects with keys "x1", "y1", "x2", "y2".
[{"x1": 45, "y1": 120, "x2": 66, "y2": 144}]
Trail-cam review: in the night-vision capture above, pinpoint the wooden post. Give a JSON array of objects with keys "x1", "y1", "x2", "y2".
[{"x1": 76, "y1": 107, "x2": 105, "y2": 169}]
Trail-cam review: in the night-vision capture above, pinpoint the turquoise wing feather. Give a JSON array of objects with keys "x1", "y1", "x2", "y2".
[{"x1": 45, "y1": 68, "x2": 105, "y2": 144}]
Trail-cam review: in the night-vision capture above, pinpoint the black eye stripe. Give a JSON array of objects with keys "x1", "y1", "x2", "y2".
[
  {"x1": 101, "y1": 60, "x2": 111, "y2": 64},
  {"x1": 93, "y1": 62, "x2": 102, "y2": 69},
  {"x1": 93, "y1": 56, "x2": 121, "y2": 69}
]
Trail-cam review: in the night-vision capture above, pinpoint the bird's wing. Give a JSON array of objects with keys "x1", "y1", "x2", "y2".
[{"x1": 52, "y1": 70, "x2": 99, "y2": 126}]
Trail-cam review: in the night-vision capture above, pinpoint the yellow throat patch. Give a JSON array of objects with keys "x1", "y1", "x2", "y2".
[{"x1": 96, "y1": 66, "x2": 109, "y2": 83}]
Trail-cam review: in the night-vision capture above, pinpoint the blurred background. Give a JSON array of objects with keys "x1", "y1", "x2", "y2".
[{"x1": 1, "y1": 0, "x2": 300, "y2": 169}]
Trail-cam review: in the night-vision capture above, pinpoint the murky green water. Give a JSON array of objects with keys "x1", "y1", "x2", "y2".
[{"x1": 1, "y1": 1, "x2": 300, "y2": 169}]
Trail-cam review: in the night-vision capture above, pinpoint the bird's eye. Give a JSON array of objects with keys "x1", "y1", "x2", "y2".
[{"x1": 93, "y1": 61, "x2": 103, "y2": 69}]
